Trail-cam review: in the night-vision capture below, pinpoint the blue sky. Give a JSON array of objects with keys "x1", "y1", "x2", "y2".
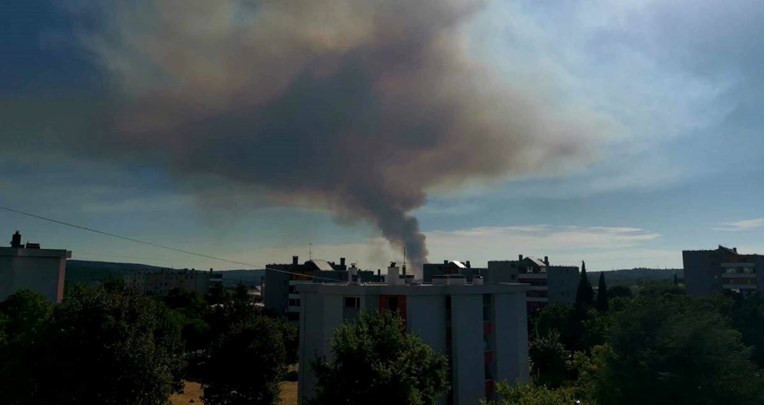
[{"x1": 0, "y1": 0, "x2": 762, "y2": 271}]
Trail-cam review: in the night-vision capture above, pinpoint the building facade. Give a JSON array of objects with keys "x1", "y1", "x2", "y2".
[
  {"x1": 124, "y1": 267, "x2": 222, "y2": 296},
  {"x1": 297, "y1": 273, "x2": 530, "y2": 404},
  {"x1": 683, "y1": 246, "x2": 764, "y2": 296},
  {"x1": 0, "y1": 231, "x2": 71, "y2": 302}
]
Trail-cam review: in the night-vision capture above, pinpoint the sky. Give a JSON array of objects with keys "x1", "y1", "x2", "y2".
[{"x1": 0, "y1": 0, "x2": 762, "y2": 272}]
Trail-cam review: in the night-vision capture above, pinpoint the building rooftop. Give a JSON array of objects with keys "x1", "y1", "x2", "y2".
[{"x1": 297, "y1": 281, "x2": 530, "y2": 295}]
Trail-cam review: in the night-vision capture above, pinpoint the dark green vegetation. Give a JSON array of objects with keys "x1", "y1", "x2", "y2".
[
  {"x1": 510, "y1": 273, "x2": 764, "y2": 405},
  {"x1": 310, "y1": 310, "x2": 450, "y2": 405},
  {"x1": 0, "y1": 283, "x2": 296, "y2": 405},
  {"x1": 587, "y1": 268, "x2": 683, "y2": 287}
]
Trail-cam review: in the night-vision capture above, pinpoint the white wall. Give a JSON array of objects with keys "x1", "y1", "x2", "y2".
[
  {"x1": 407, "y1": 295, "x2": 446, "y2": 353},
  {"x1": 493, "y1": 292, "x2": 529, "y2": 385},
  {"x1": 0, "y1": 253, "x2": 67, "y2": 302},
  {"x1": 451, "y1": 294, "x2": 485, "y2": 404}
]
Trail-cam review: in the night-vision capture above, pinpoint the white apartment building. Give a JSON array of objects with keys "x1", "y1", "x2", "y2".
[
  {"x1": 0, "y1": 231, "x2": 71, "y2": 302},
  {"x1": 297, "y1": 268, "x2": 530, "y2": 405}
]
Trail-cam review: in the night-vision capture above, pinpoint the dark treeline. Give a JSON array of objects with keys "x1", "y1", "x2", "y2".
[
  {"x1": 501, "y1": 276, "x2": 764, "y2": 405},
  {"x1": 0, "y1": 282, "x2": 296, "y2": 405}
]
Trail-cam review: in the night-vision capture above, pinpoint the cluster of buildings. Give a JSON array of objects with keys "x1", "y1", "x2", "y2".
[
  {"x1": 2, "y1": 229, "x2": 763, "y2": 404},
  {"x1": 124, "y1": 267, "x2": 223, "y2": 296}
]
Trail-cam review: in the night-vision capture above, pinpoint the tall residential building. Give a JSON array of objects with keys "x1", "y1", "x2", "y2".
[
  {"x1": 0, "y1": 231, "x2": 71, "y2": 302},
  {"x1": 264, "y1": 256, "x2": 380, "y2": 320},
  {"x1": 682, "y1": 246, "x2": 763, "y2": 296},
  {"x1": 124, "y1": 267, "x2": 222, "y2": 296},
  {"x1": 297, "y1": 266, "x2": 530, "y2": 405}
]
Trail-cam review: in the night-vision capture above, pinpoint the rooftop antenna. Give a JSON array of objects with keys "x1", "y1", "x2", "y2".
[
  {"x1": 309, "y1": 242, "x2": 313, "y2": 261},
  {"x1": 402, "y1": 244, "x2": 407, "y2": 276}
]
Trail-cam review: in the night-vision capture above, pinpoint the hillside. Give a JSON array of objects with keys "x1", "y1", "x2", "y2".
[
  {"x1": 589, "y1": 268, "x2": 683, "y2": 287},
  {"x1": 65, "y1": 260, "x2": 264, "y2": 287}
]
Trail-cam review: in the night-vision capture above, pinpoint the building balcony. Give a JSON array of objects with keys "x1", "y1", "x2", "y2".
[
  {"x1": 721, "y1": 273, "x2": 756, "y2": 278},
  {"x1": 518, "y1": 273, "x2": 547, "y2": 280},
  {"x1": 722, "y1": 284, "x2": 757, "y2": 290}
]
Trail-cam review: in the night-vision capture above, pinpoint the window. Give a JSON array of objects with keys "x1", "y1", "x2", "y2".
[{"x1": 344, "y1": 296, "x2": 360, "y2": 309}]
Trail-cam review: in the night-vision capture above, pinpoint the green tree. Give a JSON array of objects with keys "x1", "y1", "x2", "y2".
[
  {"x1": 35, "y1": 286, "x2": 185, "y2": 405},
  {"x1": 529, "y1": 330, "x2": 568, "y2": 388},
  {"x1": 607, "y1": 285, "x2": 632, "y2": 299},
  {"x1": 486, "y1": 381, "x2": 580, "y2": 405},
  {"x1": 596, "y1": 272, "x2": 608, "y2": 312},
  {"x1": 163, "y1": 288, "x2": 210, "y2": 353},
  {"x1": 202, "y1": 316, "x2": 287, "y2": 405},
  {"x1": 589, "y1": 296, "x2": 762, "y2": 404},
  {"x1": 575, "y1": 261, "x2": 593, "y2": 308},
  {"x1": 310, "y1": 310, "x2": 449, "y2": 405},
  {"x1": 730, "y1": 294, "x2": 763, "y2": 367},
  {"x1": 0, "y1": 290, "x2": 54, "y2": 404}
]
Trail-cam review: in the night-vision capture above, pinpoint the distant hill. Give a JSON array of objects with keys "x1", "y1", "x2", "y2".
[
  {"x1": 217, "y1": 269, "x2": 266, "y2": 287},
  {"x1": 65, "y1": 259, "x2": 265, "y2": 288},
  {"x1": 589, "y1": 268, "x2": 683, "y2": 287},
  {"x1": 66, "y1": 259, "x2": 169, "y2": 285}
]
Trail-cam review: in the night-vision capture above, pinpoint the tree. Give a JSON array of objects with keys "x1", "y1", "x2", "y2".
[
  {"x1": 0, "y1": 290, "x2": 54, "y2": 404},
  {"x1": 311, "y1": 310, "x2": 450, "y2": 405},
  {"x1": 35, "y1": 286, "x2": 185, "y2": 405},
  {"x1": 486, "y1": 381, "x2": 580, "y2": 405},
  {"x1": 529, "y1": 330, "x2": 568, "y2": 388},
  {"x1": 607, "y1": 285, "x2": 632, "y2": 299},
  {"x1": 596, "y1": 272, "x2": 608, "y2": 312},
  {"x1": 202, "y1": 316, "x2": 287, "y2": 405},
  {"x1": 575, "y1": 261, "x2": 593, "y2": 309},
  {"x1": 730, "y1": 294, "x2": 763, "y2": 367},
  {"x1": 588, "y1": 296, "x2": 762, "y2": 404}
]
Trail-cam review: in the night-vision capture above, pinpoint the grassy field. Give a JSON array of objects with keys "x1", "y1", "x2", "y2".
[{"x1": 169, "y1": 380, "x2": 298, "y2": 405}]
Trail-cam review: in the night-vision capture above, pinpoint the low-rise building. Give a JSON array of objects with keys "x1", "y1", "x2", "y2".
[
  {"x1": 124, "y1": 267, "x2": 220, "y2": 296},
  {"x1": 683, "y1": 246, "x2": 763, "y2": 296},
  {"x1": 264, "y1": 256, "x2": 381, "y2": 320},
  {"x1": 297, "y1": 265, "x2": 530, "y2": 404},
  {"x1": 429, "y1": 256, "x2": 579, "y2": 312},
  {"x1": 0, "y1": 231, "x2": 71, "y2": 302}
]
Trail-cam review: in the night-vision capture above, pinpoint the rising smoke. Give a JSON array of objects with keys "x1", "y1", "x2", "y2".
[{"x1": 68, "y1": 0, "x2": 606, "y2": 271}]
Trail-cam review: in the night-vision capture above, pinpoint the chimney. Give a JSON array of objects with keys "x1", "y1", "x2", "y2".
[
  {"x1": 387, "y1": 265, "x2": 401, "y2": 285},
  {"x1": 340, "y1": 257, "x2": 346, "y2": 266},
  {"x1": 518, "y1": 254, "x2": 523, "y2": 261},
  {"x1": 544, "y1": 256, "x2": 549, "y2": 266},
  {"x1": 465, "y1": 261, "x2": 471, "y2": 268},
  {"x1": 733, "y1": 247, "x2": 737, "y2": 253},
  {"x1": 377, "y1": 269, "x2": 381, "y2": 276},
  {"x1": 10, "y1": 231, "x2": 21, "y2": 248},
  {"x1": 444, "y1": 260, "x2": 449, "y2": 265},
  {"x1": 292, "y1": 256, "x2": 299, "y2": 266}
]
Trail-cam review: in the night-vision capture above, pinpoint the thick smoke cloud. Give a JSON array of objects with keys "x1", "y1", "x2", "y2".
[{"x1": 71, "y1": 0, "x2": 606, "y2": 271}]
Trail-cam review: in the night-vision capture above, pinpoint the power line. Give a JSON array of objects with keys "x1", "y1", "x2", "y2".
[{"x1": 0, "y1": 205, "x2": 341, "y2": 282}]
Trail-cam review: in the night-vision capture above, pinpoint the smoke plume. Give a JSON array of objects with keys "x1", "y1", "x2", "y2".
[{"x1": 70, "y1": 0, "x2": 605, "y2": 271}]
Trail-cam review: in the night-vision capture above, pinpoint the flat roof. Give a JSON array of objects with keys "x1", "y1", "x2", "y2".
[
  {"x1": 0, "y1": 247, "x2": 71, "y2": 258},
  {"x1": 297, "y1": 282, "x2": 530, "y2": 296}
]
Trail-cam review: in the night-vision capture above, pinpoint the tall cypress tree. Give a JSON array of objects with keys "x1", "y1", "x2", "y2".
[
  {"x1": 596, "y1": 272, "x2": 608, "y2": 311},
  {"x1": 575, "y1": 261, "x2": 594, "y2": 308}
]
